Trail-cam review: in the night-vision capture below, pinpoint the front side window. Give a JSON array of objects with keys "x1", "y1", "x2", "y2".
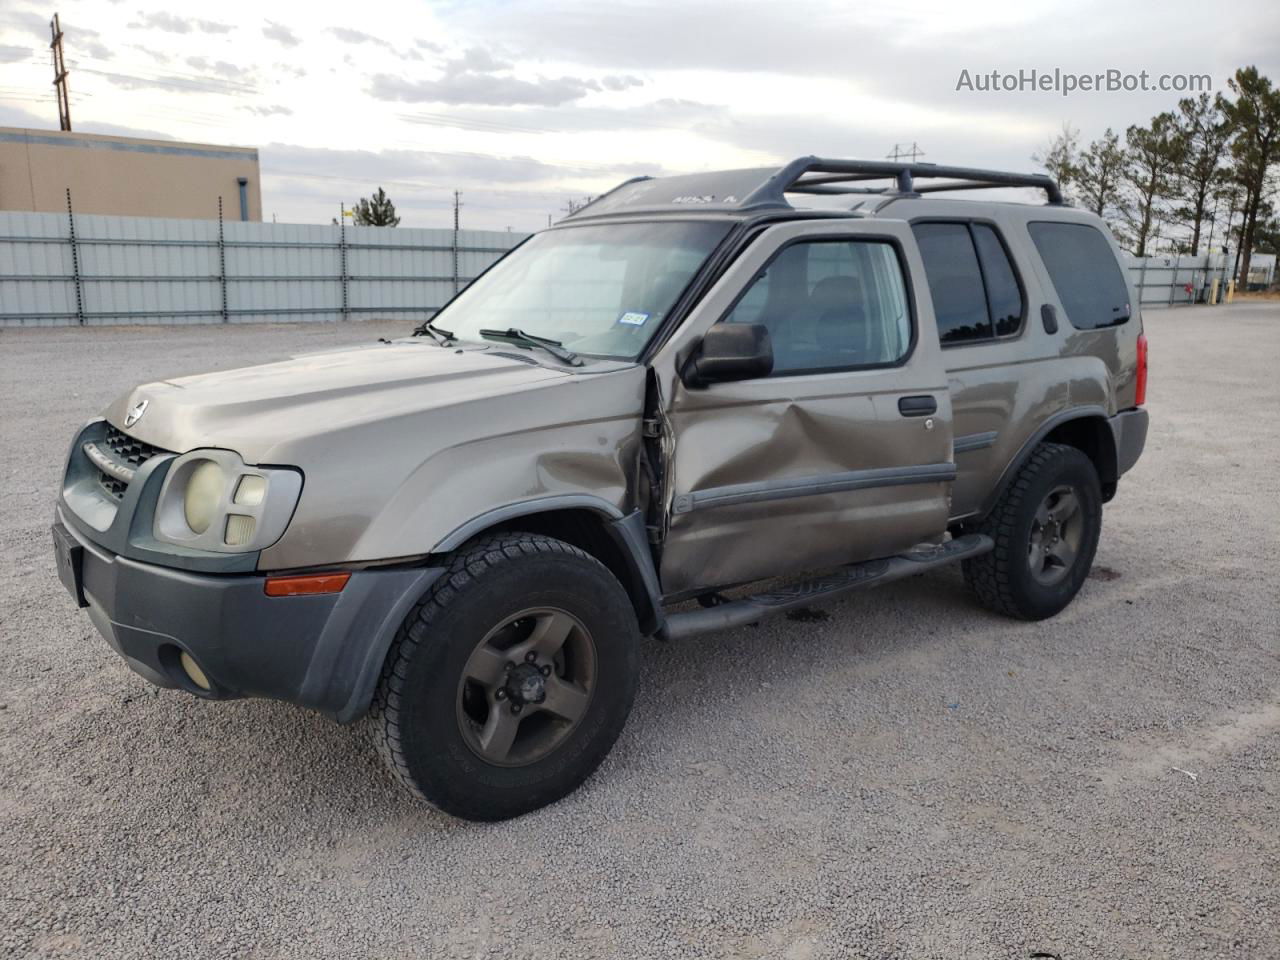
[
  {"x1": 1028, "y1": 221, "x2": 1131, "y2": 330},
  {"x1": 723, "y1": 239, "x2": 911, "y2": 375},
  {"x1": 912, "y1": 221, "x2": 1025, "y2": 344},
  {"x1": 436, "y1": 220, "x2": 731, "y2": 360}
]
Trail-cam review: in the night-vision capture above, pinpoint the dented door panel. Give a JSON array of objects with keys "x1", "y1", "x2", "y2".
[{"x1": 651, "y1": 220, "x2": 954, "y2": 596}]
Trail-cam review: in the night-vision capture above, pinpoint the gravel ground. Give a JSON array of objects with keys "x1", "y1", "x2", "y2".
[{"x1": 1, "y1": 307, "x2": 1277, "y2": 960}]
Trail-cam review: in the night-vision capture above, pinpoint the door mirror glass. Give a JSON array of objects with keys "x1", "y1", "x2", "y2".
[{"x1": 683, "y1": 323, "x2": 773, "y2": 386}]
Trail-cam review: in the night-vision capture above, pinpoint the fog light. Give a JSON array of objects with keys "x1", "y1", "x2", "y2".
[
  {"x1": 224, "y1": 514, "x2": 256, "y2": 546},
  {"x1": 179, "y1": 651, "x2": 210, "y2": 691}
]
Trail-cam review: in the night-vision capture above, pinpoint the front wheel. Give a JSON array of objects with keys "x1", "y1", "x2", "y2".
[
  {"x1": 963, "y1": 442, "x2": 1102, "y2": 620},
  {"x1": 370, "y1": 533, "x2": 640, "y2": 821}
]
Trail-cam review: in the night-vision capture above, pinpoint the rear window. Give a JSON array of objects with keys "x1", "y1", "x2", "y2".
[
  {"x1": 911, "y1": 222, "x2": 1024, "y2": 344},
  {"x1": 1028, "y1": 222, "x2": 1131, "y2": 330}
]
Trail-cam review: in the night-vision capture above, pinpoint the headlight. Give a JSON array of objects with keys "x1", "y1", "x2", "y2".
[
  {"x1": 153, "y1": 450, "x2": 302, "y2": 554},
  {"x1": 183, "y1": 460, "x2": 225, "y2": 534}
]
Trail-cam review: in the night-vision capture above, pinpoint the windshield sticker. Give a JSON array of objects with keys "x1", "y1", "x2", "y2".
[{"x1": 617, "y1": 311, "x2": 650, "y2": 326}]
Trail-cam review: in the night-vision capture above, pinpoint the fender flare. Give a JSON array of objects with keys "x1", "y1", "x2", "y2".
[
  {"x1": 434, "y1": 495, "x2": 626, "y2": 552},
  {"x1": 978, "y1": 405, "x2": 1115, "y2": 520},
  {"x1": 434, "y1": 495, "x2": 666, "y2": 636}
]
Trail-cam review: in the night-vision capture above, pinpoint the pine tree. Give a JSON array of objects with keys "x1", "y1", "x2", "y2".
[
  {"x1": 1218, "y1": 67, "x2": 1280, "y2": 287},
  {"x1": 1173, "y1": 94, "x2": 1230, "y2": 255},
  {"x1": 351, "y1": 187, "x2": 400, "y2": 227},
  {"x1": 1032, "y1": 123, "x2": 1080, "y2": 198},
  {"x1": 1075, "y1": 128, "x2": 1127, "y2": 224},
  {"x1": 1121, "y1": 113, "x2": 1186, "y2": 257}
]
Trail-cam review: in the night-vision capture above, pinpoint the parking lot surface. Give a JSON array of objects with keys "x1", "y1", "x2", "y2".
[{"x1": 2, "y1": 306, "x2": 1277, "y2": 959}]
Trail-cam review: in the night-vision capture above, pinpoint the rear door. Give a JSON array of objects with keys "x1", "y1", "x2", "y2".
[{"x1": 651, "y1": 219, "x2": 955, "y2": 596}]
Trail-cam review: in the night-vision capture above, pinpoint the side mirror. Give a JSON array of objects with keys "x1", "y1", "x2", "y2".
[{"x1": 683, "y1": 323, "x2": 774, "y2": 387}]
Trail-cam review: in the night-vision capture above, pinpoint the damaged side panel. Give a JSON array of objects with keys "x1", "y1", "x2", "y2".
[{"x1": 649, "y1": 219, "x2": 956, "y2": 596}]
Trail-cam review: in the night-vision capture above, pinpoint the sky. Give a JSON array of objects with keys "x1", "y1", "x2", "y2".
[{"x1": 1, "y1": 0, "x2": 1278, "y2": 231}]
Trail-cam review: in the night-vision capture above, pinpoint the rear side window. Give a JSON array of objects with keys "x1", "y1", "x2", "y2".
[
  {"x1": 1028, "y1": 222, "x2": 1131, "y2": 330},
  {"x1": 912, "y1": 222, "x2": 1024, "y2": 344},
  {"x1": 972, "y1": 225, "x2": 1022, "y2": 336}
]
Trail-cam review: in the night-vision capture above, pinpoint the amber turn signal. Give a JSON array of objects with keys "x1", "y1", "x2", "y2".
[{"x1": 264, "y1": 572, "x2": 351, "y2": 597}]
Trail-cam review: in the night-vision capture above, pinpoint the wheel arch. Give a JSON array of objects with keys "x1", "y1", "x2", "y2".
[
  {"x1": 979, "y1": 407, "x2": 1118, "y2": 521},
  {"x1": 436, "y1": 498, "x2": 664, "y2": 636}
]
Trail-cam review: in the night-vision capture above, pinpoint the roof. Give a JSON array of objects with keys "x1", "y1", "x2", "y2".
[
  {"x1": 568, "y1": 156, "x2": 1063, "y2": 222},
  {"x1": 0, "y1": 126, "x2": 259, "y2": 163}
]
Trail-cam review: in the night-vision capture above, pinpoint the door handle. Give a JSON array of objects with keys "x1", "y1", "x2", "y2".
[{"x1": 898, "y1": 395, "x2": 937, "y2": 417}]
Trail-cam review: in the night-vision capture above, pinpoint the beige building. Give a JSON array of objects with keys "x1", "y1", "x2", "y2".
[{"x1": 0, "y1": 127, "x2": 261, "y2": 221}]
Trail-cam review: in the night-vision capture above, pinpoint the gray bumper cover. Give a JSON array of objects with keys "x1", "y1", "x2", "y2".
[
  {"x1": 1109, "y1": 407, "x2": 1149, "y2": 477},
  {"x1": 56, "y1": 507, "x2": 443, "y2": 723}
]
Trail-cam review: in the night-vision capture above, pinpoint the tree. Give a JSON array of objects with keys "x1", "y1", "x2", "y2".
[
  {"x1": 1032, "y1": 123, "x2": 1080, "y2": 197},
  {"x1": 1121, "y1": 112, "x2": 1186, "y2": 257},
  {"x1": 1218, "y1": 66, "x2": 1280, "y2": 287},
  {"x1": 1075, "y1": 128, "x2": 1127, "y2": 224},
  {"x1": 351, "y1": 187, "x2": 400, "y2": 227},
  {"x1": 1173, "y1": 94, "x2": 1231, "y2": 255}
]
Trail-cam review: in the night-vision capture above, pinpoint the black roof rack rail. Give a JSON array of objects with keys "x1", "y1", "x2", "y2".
[
  {"x1": 747, "y1": 157, "x2": 1064, "y2": 206},
  {"x1": 560, "y1": 156, "x2": 1063, "y2": 222}
]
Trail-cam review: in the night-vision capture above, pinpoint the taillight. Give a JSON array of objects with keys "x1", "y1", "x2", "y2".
[{"x1": 1135, "y1": 333, "x2": 1148, "y2": 406}]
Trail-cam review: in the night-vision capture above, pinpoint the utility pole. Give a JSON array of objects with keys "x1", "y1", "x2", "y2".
[
  {"x1": 50, "y1": 13, "x2": 71, "y2": 131},
  {"x1": 452, "y1": 190, "x2": 462, "y2": 294},
  {"x1": 887, "y1": 142, "x2": 924, "y2": 162}
]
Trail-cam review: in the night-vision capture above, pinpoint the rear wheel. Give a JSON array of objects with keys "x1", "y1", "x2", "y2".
[
  {"x1": 963, "y1": 442, "x2": 1102, "y2": 620},
  {"x1": 370, "y1": 533, "x2": 639, "y2": 821}
]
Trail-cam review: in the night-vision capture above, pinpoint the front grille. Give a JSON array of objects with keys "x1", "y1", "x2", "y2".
[
  {"x1": 104, "y1": 426, "x2": 164, "y2": 467},
  {"x1": 94, "y1": 426, "x2": 167, "y2": 501}
]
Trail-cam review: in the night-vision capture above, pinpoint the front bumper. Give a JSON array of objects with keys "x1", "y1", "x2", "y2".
[{"x1": 54, "y1": 507, "x2": 443, "y2": 723}]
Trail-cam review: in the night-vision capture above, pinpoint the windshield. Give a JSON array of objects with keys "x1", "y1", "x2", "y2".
[{"x1": 433, "y1": 220, "x2": 732, "y2": 361}]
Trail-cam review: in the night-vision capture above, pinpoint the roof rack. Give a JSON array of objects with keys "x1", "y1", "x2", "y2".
[
  {"x1": 566, "y1": 156, "x2": 1063, "y2": 221},
  {"x1": 752, "y1": 157, "x2": 1064, "y2": 206}
]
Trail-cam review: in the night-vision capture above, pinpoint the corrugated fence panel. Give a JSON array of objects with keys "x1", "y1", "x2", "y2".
[{"x1": 0, "y1": 212, "x2": 529, "y2": 327}]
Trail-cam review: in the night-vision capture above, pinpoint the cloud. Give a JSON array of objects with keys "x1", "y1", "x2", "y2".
[
  {"x1": 244, "y1": 104, "x2": 293, "y2": 117},
  {"x1": 261, "y1": 143, "x2": 644, "y2": 189},
  {"x1": 0, "y1": 11, "x2": 53, "y2": 41},
  {"x1": 329, "y1": 26, "x2": 392, "y2": 49},
  {"x1": 83, "y1": 66, "x2": 256, "y2": 96},
  {"x1": 415, "y1": 38, "x2": 443, "y2": 53},
  {"x1": 185, "y1": 57, "x2": 255, "y2": 81},
  {"x1": 369, "y1": 46, "x2": 604, "y2": 107},
  {"x1": 263, "y1": 20, "x2": 300, "y2": 47},
  {"x1": 0, "y1": 44, "x2": 32, "y2": 64},
  {"x1": 129, "y1": 11, "x2": 234, "y2": 34},
  {"x1": 601, "y1": 74, "x2": 643, "y2": 91},
  {"x1": 370, "y1": 72, "x2": 599, "y2": 107},
  {"x1": 128, "y1": 43, "x2": 170, "y2": 63},
  {"x1": 443, "y1": 47, "x2": 511, "y2": 76}
]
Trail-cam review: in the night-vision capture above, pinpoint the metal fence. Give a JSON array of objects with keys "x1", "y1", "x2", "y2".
[
  {"x1": 0, "y1": 208, "x2": 526, "y2": 328},
  {"x1": 1126, "y1": 253, "x2": 1231, "y2": 307},
  {"x1": 0, "y1": 206, "x2": 1245, "y2": 327}
]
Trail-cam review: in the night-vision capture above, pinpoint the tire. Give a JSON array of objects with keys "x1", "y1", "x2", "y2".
[
  {"x1": 963, "y1": 442, "x2": 1102, "y2": 621},
  {"x1": 370, "y1": 532, "x2": 640, "y2": 821}
]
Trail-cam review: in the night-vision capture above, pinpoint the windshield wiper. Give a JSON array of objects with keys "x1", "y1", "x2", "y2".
[
  {"x1": 411, "y1": 319, "x2": 456, "y2": 345},
  {"x1": 479, "y1": 328, "x2": 583, "y2": 366}
]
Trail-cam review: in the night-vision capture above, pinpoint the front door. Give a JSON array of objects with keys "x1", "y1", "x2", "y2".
[{"x1": 653, "y1": 220, "x2": 954, "y2": 596}]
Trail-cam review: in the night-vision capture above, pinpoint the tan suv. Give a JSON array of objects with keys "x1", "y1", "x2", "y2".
[{"x1": 53, "y1": 158, "x2": 1149, "y2": 820}]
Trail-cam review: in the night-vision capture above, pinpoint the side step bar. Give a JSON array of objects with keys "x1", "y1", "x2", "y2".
[{"x1": 659, "y1": 534, "x2": 993, "y2": 641}]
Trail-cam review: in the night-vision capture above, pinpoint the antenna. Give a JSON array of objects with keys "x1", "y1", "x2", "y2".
[{"x1": 50, "y1": 13, "x2": 71, "y2": 131}]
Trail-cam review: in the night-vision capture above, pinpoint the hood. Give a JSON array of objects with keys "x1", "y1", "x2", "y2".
[{"x1": 104, "y1": 340, "x2": 571, "y2": 463}]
